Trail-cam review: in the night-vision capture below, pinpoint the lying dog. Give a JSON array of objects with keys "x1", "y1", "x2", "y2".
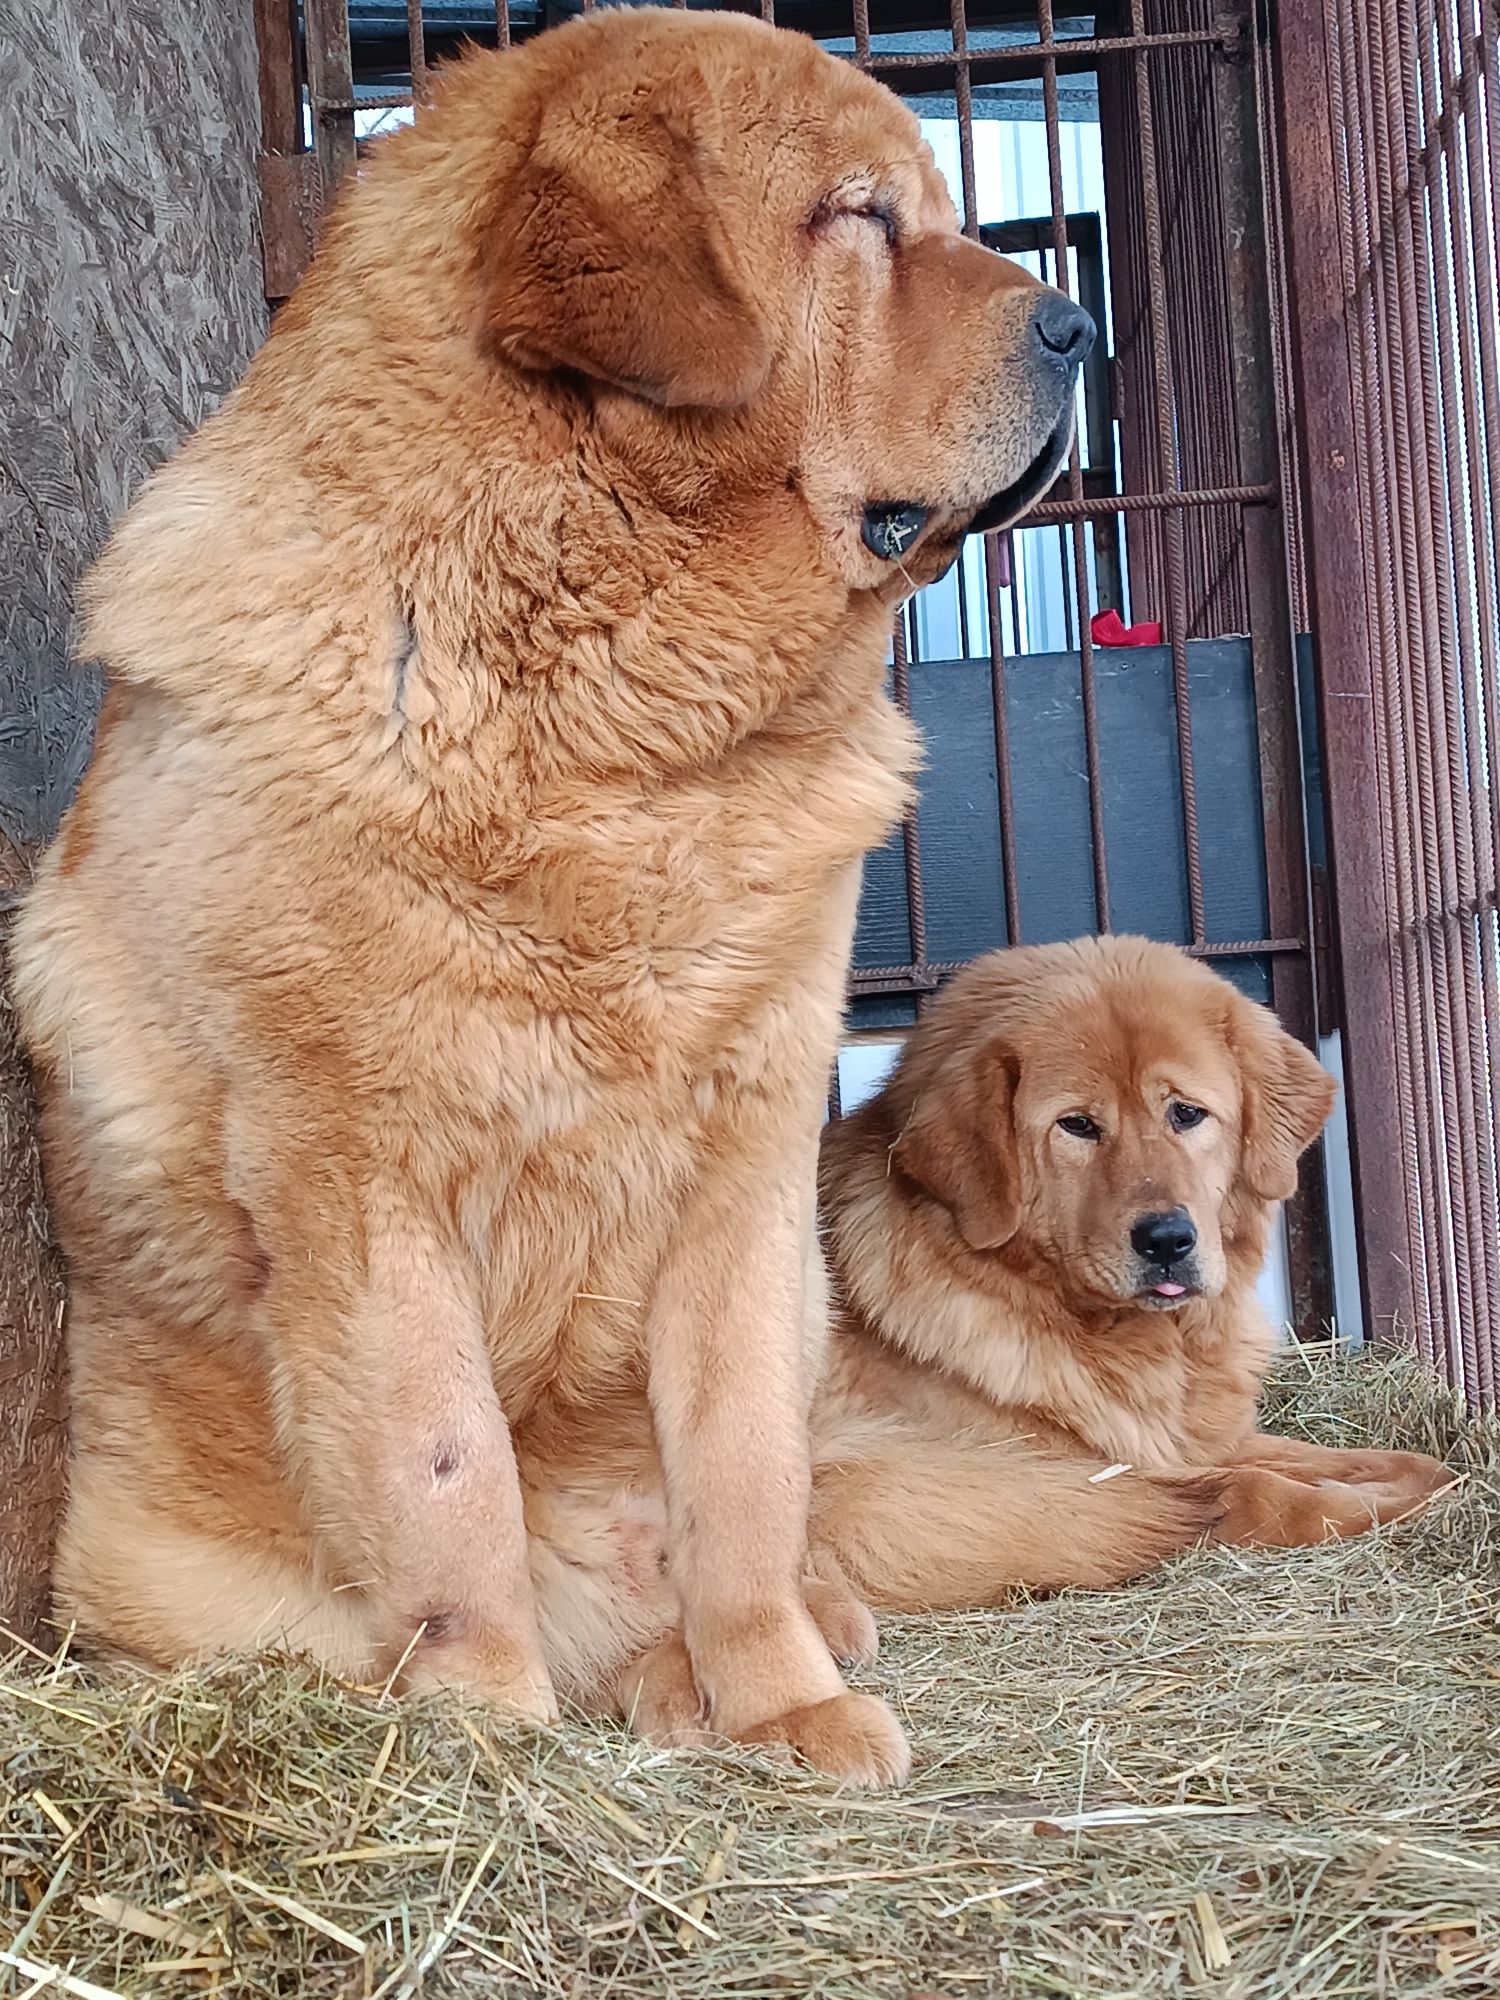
[
  {"x1": 805, "y1": 935, "x2": 1453, "y2": 1617},
  {"x1": 15, "y1": 9, "x2": 1090, "y2": 1786},
  {"x1": 510, "y1": 939, "x2": 1454, "y2": 1740}
]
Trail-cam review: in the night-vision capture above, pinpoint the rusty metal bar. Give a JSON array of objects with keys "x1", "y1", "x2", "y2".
[
  {"x1": 1374, "y1": 0, "x2": 1483, "y2": 1396},
  {"x1": 1037, "y1": 0, "x2": 1108, "y2": 934},
  {"x1": 1356, "y1": 0, "x2": 1459, "y2": 1378},
  {"x1": 495, "y1": 0, "x2": 510, "y2": 52},
  {"x1": 851, "y1": 936, "x2": 1308, "y2": 997},
  {"x1": 1279, "y1": 0, "x2": 1500, "y2": 1399},
  {"x1": 1334, "y1": 0, "x2": 1438, "y2": 1361},
  {"x1": 1416, "y1": 0, "x2": 1500, "y2": 1397},
  {"x1": 304, "y1": 0, "x2": 357, "y2": 204},
  {"x1": 1025, "y1": 480, "x2": 1276, "y2": 522},
  {"x1": 889, "y1": 617, "x2": 931, "y2": 1010},
  {"x1": 948, "y1": 0, "x2": 979, "y2": 239},
  {"x1": 1127, "y1": 0, "x2": 1206, "y2": 944},
  {"x1": 1216, "y1": 8, "x2": 1332, "y2": 1335},
  {"x1": 1272, "y1": 0, "x2": 1420, "y2": 1355},
  {"x1": 851, "y1": 29, "x2": 1239, "y2": 74},
  {"x1": 982, "y1": 533, "x2": 1023, "y2": 947},
  {"x1": 407, "y1": 0, "x2": 428, "y2": 102}
]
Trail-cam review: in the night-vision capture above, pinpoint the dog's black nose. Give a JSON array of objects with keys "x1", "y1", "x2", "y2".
[
  {"x1": 1030, "y1": 295, "x2": 1096, "y2": 369},
  {"x1": 1130, "y1": 1208, "x2": 1197, "y2": 1267}
]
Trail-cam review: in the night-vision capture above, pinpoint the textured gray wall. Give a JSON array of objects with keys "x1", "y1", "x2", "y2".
[
  {"x1": 0, "y1": 0, "x2": 267, "y2": 1634},
  {"x1": 0, "y1": 0, "x2": 269, "y2": 850}
]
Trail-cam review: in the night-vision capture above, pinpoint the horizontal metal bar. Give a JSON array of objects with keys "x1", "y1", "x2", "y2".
[
  {"x1": 851, "y1": 938, "x2": 1309, "y2": 996},
  {"x1": 1022, "y1": 481, "x2": 1277, "y2": 526},
  {"x1": 855, "y1": 28, "x2": 1240, "y2": 73},
  {"x1": 319, "y1": 91, "x2": 412, "y2": 111},
  {"x1": 310, "y1": 23, "x2": 1244, "y2": 119}
]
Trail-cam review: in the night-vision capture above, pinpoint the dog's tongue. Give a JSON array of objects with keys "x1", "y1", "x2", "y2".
[{"x1": 1153, "y1": 1281, "x2": 1188, "y2": 1298}]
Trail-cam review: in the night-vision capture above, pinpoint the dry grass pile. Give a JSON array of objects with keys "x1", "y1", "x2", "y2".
[{"x1": 3, "y1": 1347, "x2": 1497, "y2": 1998}]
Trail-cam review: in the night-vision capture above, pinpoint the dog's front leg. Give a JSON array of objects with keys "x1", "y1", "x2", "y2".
[
  {"x1": 259, "y1": 1166, "x2": 556, "y2": 1720},
  {"x1": 646, "y1": 1153, "x2": 909, "y2": 1788}
]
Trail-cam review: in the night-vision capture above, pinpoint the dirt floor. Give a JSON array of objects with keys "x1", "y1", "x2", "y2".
[{"x1": 2, "y1": 1347, "x2": 1497, "y2": 1999}]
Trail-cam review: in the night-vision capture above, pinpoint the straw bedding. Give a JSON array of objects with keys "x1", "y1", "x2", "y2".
[{"x1": 3, "y1": 1347, "x2": 1496, "y2": 1999}]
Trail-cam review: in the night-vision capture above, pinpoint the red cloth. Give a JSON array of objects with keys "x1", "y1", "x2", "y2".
[{"x1": 1091, "y1": 608, "x2": 1162, "y2": 647}]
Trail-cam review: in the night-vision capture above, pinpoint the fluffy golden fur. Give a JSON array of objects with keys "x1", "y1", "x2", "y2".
[
  {"x1": 14, "y1": 9, "x2": 1087, "y2": 1787},
  {"x1": 609, "y1": 939, "x2": 1452, "y2": 1744}
]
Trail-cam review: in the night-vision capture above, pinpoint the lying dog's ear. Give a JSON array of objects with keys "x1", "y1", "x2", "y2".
[
  {"x1": 482, "y1": 60, "x2": 771, "y2": 410},
  {"x1": 1231, "y1": 998, "x2": 1337, "y2": 1202},
  {"x1": 893, "y1": 1042, "x2": 1020, "y2": 1251}
]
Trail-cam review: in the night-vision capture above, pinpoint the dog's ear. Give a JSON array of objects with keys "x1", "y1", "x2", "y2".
[
  {"x1": 893, "y1": 1041, "x2": 1020, "y2": 1251},
  {"x1": 482, "y1": 59, "x2": 771, "y2": 410},
  {"x1": 1231, "y1": 997, "x2": 1337, "y2": 1202}
]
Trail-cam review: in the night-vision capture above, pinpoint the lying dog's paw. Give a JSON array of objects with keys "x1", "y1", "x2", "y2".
[
  {"x1": 401, "y1": 1636, "x2": 560, "y2": 1725},
  {"x1": 617, "y1": 1634, "x2": 710, "y2": 1748},
  {"x1": 802, "y1": 1574, "x2": 879, "y2": 1670},
  {"x1": 1339, "y1": 1448, "x2": 1454, "y2": 1499},
  {"x1": 740, "y1": 1691, "x2": 911, "y2": 1790}
]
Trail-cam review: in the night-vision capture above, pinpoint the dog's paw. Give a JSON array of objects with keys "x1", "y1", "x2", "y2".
[
  {"x1": 1362, "y1": 1449, "x2": 1455, "y2": 1499},
  {"x1": 740, "y1": 1691, "x2": 910, "y2": 1790},
  {"x1": 398, "y1": 1621, "x2": 560, "y2": 1724},
  {"x1": 617, "y1": 1634, "x2": 711, "y2": 1748},
  {"x1": 802, "y1": 1575, "x2": 879, "y2": 1670}
]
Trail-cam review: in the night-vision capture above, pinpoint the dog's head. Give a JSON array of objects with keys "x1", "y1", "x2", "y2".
[
  {"x1": 445, "y1": 7, "x2": 1087, "y2": 591},
  {"x1": 886, "y1": 937, "x2": 1336, "y2": 1313}
]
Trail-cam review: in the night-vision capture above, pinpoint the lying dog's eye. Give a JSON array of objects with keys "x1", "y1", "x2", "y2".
[
  {"x1": 1058, "y1": 1113, "x2": 1100, "y2": 1140},
  {"x1": 1168, "y1": 1101, "x2": 1208, "y2": 1132}
]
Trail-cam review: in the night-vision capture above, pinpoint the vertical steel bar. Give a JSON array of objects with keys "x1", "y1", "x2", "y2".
[
  {"x1": 494, "y1": 0, "x2": 510, "y2": 52},
  {"x1": 890, "y1": 620, "x2": 930, "y2": 1007},
  {"x1": 1453, "y1": 0, "x2": 1500, "y2": 894},
  {"x1": 1215, "y1": 10, "x2": 1333, "y2": 1335},
  {"x1": 1330, "y1": 0, "x2": 1436, "y2": 1358},
  {"x1": 303, "y1": 0, "x2": 357, "y2": 203},
  {"x1": 1416, "y1": 0, "x2": 1500, "y2": 1395},
  {"x1": 948, "y1": 0, "x2": 980, "y2": 240},
  {"x1": 1038, "y1": 0, "x2": 1110, "y2": 931},
  {"x1": 407, "y1": 0, "x2": 427, "y2": 103},
  {"x1": 1270, "y1": 0, "x2": 1420, "y2": 1350},
  {"x1": 1357, "y1": 0, "x2": 1462, "y2": 1378},
  {"x1": 1127, "y1": 0, "x2": 1207, "y2": 943},
  {"x1": 984, "y1": 539, "x2": 1024, "y2": 945},
  {"x1": 1375, "y1": 0, "x2": 1483, "y2": 1395}
]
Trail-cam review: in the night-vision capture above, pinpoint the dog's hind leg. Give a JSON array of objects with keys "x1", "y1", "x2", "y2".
[{"x1": 810, "y1": 1428, "x2": 1228, "y2": 1611}]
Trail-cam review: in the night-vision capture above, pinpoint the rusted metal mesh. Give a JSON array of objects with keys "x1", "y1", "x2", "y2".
[{"x1": 1292, "y1": 0, "x2": 1500, "y2": 1404}]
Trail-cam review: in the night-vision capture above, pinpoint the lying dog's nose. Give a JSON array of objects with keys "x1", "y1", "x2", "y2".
[
  {"x1": 1030, "y1": 294, "x2": 1096, "y2": 370},
  {"x1": 1131, "y1": 1208, "x2": 1197, "y2": 1267}
]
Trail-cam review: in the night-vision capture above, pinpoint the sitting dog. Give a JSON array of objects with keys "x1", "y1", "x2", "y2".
[{"x1": 15, "y1": 9, "x2": 1094, "y2": 1789}]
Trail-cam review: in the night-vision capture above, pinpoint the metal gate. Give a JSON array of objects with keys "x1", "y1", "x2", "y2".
[
  {"x1": 252, "y1": 0, "x2": 1334, "y2": 1337},
  {"x1": 1276, "y1": 1, "x2": 1500, "y2": 1405}
]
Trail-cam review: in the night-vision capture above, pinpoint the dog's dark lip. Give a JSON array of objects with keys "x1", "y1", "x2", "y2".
[{"x1": 967, "y1": 409, "x2": 1074, "y2": 537}]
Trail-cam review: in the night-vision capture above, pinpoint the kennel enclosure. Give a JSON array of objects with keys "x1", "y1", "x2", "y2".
[{"x1": 3, "y1": 0, "x2": 1499, "y2": 1641}]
